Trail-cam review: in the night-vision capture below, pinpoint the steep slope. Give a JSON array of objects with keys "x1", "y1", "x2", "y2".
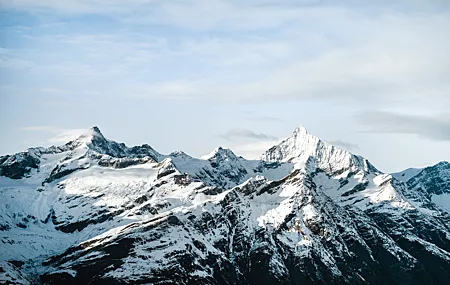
[
  {"x1": 1, "y1": 126, "x2": 450, "y2": 285},
  {"x1": 262, "y1": 126, "x2": 378, "y2": 175},
  {"x1": 0, "y1": 127, "x2": 161, "y2": 183},
  {"x1": 392, "y1": 168, "x2": 423, "y2": 183},
  {"x1": 400, "y1": 162, "x2": 450, "y2": 213}
]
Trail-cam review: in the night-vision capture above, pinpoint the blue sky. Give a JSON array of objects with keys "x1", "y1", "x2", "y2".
[{"x1": 1, "y1": 0, "x2": 449, "y2": 172}]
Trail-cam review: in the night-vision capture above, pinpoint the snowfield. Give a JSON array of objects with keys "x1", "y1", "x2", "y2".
[{"x1": 1, "y1": 126, "x2": 450, "y2": 285}]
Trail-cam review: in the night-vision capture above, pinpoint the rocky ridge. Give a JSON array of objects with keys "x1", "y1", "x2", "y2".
[{"x1": 1, "y1": 126, "x2": 449, "y2": 285}]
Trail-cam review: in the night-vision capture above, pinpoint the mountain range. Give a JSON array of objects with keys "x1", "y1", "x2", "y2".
[{"x1": 1, "y1": 126, "x2": 450, "y2": 285}]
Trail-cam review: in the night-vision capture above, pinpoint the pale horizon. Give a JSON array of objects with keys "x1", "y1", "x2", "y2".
[{"x1": 1, "y1": 0, "x2": 450, "y2": 173}]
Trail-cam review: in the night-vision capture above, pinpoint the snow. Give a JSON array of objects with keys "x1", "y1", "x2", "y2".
[
  {"x1": 313, "y1": 171, "x2": 414, "y2": 212},
  {"x1": 0, "y1": 261, "x2": 31, "y2": 284},
  {"x1": 279, "y1": 184, "x2": 299, "y2": 197},
  {"x1": 405, "y1": 235, "x2": 450, "y2": 261},
  {"x1": 262, "y1": 125, "x2": 379, "y2": 175},
  {"x1": 431, "y1": 193, "x2": 450, "y2": 213},
  {"x1": 1, "y1": 125, "x2": 449, "y2": 282},
  {"x1": 297, "y1": 238, "x2": 312, "y2": 247},
  {"x1": 200, "y1": 146, "x2": 229, "y2": 160},
  {"x1": 301, "y1": 204, "x2": 318, "y2": 220},
  {"x1": 392, "y1": 168, "x2": 423, "y2": 182}
]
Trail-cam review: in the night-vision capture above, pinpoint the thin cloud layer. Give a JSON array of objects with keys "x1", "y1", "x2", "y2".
[
  {"x1": 218, "y1": 128, "x2": 277, "y2": 141},
  {"x1": 2, "y1": 1, "x2": 449, "y2": 111},
  {"x1": 247, "y1": 116, "x2": 284, "y2": 123},
  {"x1": 328, "y1": 140, "x2": 359, "y2": 151},
  {"x1": 356, "y1": 111, "x2": 450, "y2": 141},
  {"x1": 230, "y1": 140, "x2": 280, "y2": 160},
  {"x1": 22, "y1": 126, "x2": 86, "y2": 144},
  {"x1": 1, "y1": 1, "x2": 450, "y2": 171},
  {"x1": 22, "y1": 126, "x2": 60, "y2": 132}
]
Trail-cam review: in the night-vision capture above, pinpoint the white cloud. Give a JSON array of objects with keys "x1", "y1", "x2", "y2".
[
  {"x1": 178, "y1": 37, "x2": 293, "y2": 66},
  {"x1": 4, "y1": 0, "x2": 450, "y2": 161},
  {"x1": 47, "y1": 129, "x2": 86, "y2": 144},
  {"x1": 247, "y1": 116, "x2": 284, "y2": 123},
  {"x1": 3, "y1": 1, "x2": 449, "y2": 32},
  {"x1": 110, "y1": 9, "x2": 450, "y2": 111},
  {"x1": 4, "y1": 1, "x2": 449, "y2": 109},
  {"x1": 0, "y1": 48, "x2": 33, "y2": 69},
  {"x1": 22, "y1": 126, "x2": 86, "y2": 144},
  {"x1": 0, "y1": 0, "x2": 309, "y2": 31},
  {"x1": 227, "y1": 140, "x2": 280, "y2": 160},
  {"x1": 327, "y1": 140, "x2": 359, "y2": 151},
  {"x1": 356, "y1": 111, "x2": 450, "y2": 141},
  {"x1": 22, "y1": 125, "x2": 60, "y2": 132},
  {"x1": 218, "y1": 128, "x2": 277, "y2": 141}
]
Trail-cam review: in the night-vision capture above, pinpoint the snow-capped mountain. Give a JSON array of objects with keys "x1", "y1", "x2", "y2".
[
  {"x1": 262, "y1": 126, "x2": 378, "y2": 176},
  {"x1": 403, "y1": 162, "x2": 450, "y2": 212},
  {"x1": 1, "y1": 126, "x2": 450, "y2": 285}
]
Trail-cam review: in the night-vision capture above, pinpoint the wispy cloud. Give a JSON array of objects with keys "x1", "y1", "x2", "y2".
[
  {"x1": 230, "y1": 140, "x2": 279, "y2": 160},
  {"x1": 22, "y1": 125, "x2": 85, "y2": 144},
  {"x1": 2, "y1": 0, "x2": 449, "y2": 172},
  {"x1": 218, "y1": 128, "x2": 277, "y2": 141},
  {"x1": 247, "y1": 115, "x2": 284, "y2": 123},
  {"x1": 3, "y1": 1, "x2": 450, "y2": 110},
  {"x1": 47, "y1": 129, "x2": 86, "y2": 144},
  {"x1": 356, "y1": 111, "x2": 450, "y2": 141},
  {"x1": 0, "y1": 48, "x2": 34, "y2": 69},
  {"x1": 113, "y1": 11, "x2": 450, "y2": 109},
  {"x1": 0, "y1": 0, "x2": 316, "y2": 31},
  {"x1": 22, "y1": 125, "x2": 60, "y2": 132},
  {"x1": 328, "y1": 140, "x2": 359, "y2": 151}
]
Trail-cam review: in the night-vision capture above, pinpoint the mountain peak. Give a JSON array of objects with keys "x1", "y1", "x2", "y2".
[
  {"x1": 87, "y1": 126, "x2": 105, "y2": 139},
  {"x1": 263, "y1": 125, "x2": 378, "y2": 175},
  {"x1": 435, "y1": 161, "x2": 450, "y2": 168},
  {"x1": 262, "y1": 125, "x2": 320, "y2": 163},
  {"x1": 71, "y1": 126, "x2": 106, "y2": 145},
  {"x1": 293, "y1": 125, "x2": 309, "y2": 135},
  {"x1": 89, "y1": 126, "x2": 103, "y2": 135},
  {"x1": 201, "y1": 146, "x2": 238, "y2": 161}
]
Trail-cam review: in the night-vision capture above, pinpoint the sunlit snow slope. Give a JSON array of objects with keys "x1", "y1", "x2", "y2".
[{"x1": 1, "y1": 126, "x2": 450, "y2": 285}]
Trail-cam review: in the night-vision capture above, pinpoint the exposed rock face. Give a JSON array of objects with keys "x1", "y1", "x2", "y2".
[
  {"x1": 407, "y1": 161, "x2": 450, "y2": 197},
  {"x1": 201, "y1": 147, "x2": 249, "y2": 186},
  {"x1": 1, "y1": 126, "x2": 450, "y2": 285},
  {"x1": 0, "y1": 151, "x2": 40, "y2": 179}
]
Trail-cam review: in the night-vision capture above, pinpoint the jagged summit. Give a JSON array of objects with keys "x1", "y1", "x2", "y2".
[
  {"x1": 71, "y1": 126, "x2": 106, "y2": 144},
  {"x1": 262, "y1": 125, "x2": 319, "y2": 161},
  {"x1": 169, "y1": 150, "x2": 191, "y2": 158},
  {"x1": 407, "y1": 161, "x2": 450, "y2": 199},
  {"x1": 435, "y1": 161, "x2": 450, "y2": 168},
  {"x1": 201, "y1": 146, "x2": 238, "y2": 161},
  {"x1": 293, "y1": 124, "x2": 309, "y2": 135},
  {"x1": 2, "y1": 124, "x2": 450, "y2": 284},
  {"x1": 53, "y1": 126, "x2": 110, "y2": 154},
  {"x1": 90, "y1": 126, "x2": 103, "y2": 135},
  {"x1": 262, "y1": 125, "x2": 378, "y2": 175},
  {"x1": 67, "y1": 126, "x2": 127, "y2": 157},
  {"x1": 86, "y1": 126, "x2": 106, "y2": 141},
  {"x1": 63, "y1": 126, "x2": 161, "y2": 161}
]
